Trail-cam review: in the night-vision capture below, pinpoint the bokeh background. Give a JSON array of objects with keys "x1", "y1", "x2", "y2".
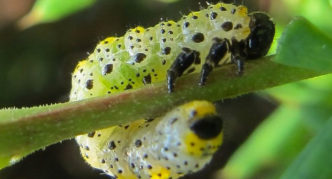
[{"x1": 0, "y1": 0, "x2": 331, "y2": 178}]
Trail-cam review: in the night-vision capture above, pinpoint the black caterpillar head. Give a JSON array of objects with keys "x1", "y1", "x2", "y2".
[
  {"x1": 246, "y1": 12, "x2": 275, "y2": 59},
  {"x1": 190, "y1": 115, "x2": 223, "y2": 140}
]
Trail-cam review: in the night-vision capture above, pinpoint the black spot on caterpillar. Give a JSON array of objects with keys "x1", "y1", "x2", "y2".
[
  {"x1": 76, "y1": 100, "x2": 223, "y2": 179},
  {"x1": 69, "y1": 2, "x2": 275, "y2": 100}
]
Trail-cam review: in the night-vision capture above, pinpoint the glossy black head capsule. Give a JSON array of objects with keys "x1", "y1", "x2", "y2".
[
  {"x1": 245, "y1": 12, "x2": 275, "y2": 59},
  {"x1": 190, "y1": 115, "x2": 223, "y2": 139}
]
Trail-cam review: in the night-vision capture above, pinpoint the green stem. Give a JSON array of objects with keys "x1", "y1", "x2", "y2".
[{"x1": 0, "y1": 57, "x2": 324, "y2": 169}]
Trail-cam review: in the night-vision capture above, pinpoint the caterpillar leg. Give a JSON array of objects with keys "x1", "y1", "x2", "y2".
[
  {"x1": 167, "y1": 48, "x2": 200, "y2": 93},
  {"x1": 231, "y1": 54, "x2": 245, "y2": 75},
  {"x1": 199, "y1": 38, "x2": 230, "y2": 86},
  {"x1": 230, "y1": 39, "x2": 246, "y2": 75}
]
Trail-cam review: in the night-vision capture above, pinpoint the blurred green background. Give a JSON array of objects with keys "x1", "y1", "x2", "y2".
[{"x1": 0, "y1": 0, "x2": 331, "y2": 178}]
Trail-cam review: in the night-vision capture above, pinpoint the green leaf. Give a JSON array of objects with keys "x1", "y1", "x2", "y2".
[
  {"x1": 274, "y1": 17, "x2": 332, "y2": 72},
  {"x1": 281, "y1": 118, "x2": 332, "y2": 179},
  {"x1": 220, "y1": 106, "x2": 312, "y2": 179},
  {"x1": 19, "y1": 0, "x2": 96, "y2": 28},
  {"x1": 267, "y1": 74, "x2": 332, "y2": 106},
  {"x1": 282, "y1": 0, "x2": 332, "y2": 34}
]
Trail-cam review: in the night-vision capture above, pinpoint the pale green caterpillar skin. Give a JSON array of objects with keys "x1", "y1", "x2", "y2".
[
  {"x1": 70, "y1": 3, "x2": 251, "y2": 101},
  {"x1": 76, "y1": 101, "x2": 223, "y2": 179}
]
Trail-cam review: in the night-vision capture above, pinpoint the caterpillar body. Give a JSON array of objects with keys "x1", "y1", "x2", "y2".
[
  {"x1": 76, "y1": 101, "x2": 223, "y2": 179},
  {"x1": 69, "y1": 2, "x2": 275, "y2": 101},
  {"x1": 71, "y1": 2, "x2": 275, "y2": 179}
]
